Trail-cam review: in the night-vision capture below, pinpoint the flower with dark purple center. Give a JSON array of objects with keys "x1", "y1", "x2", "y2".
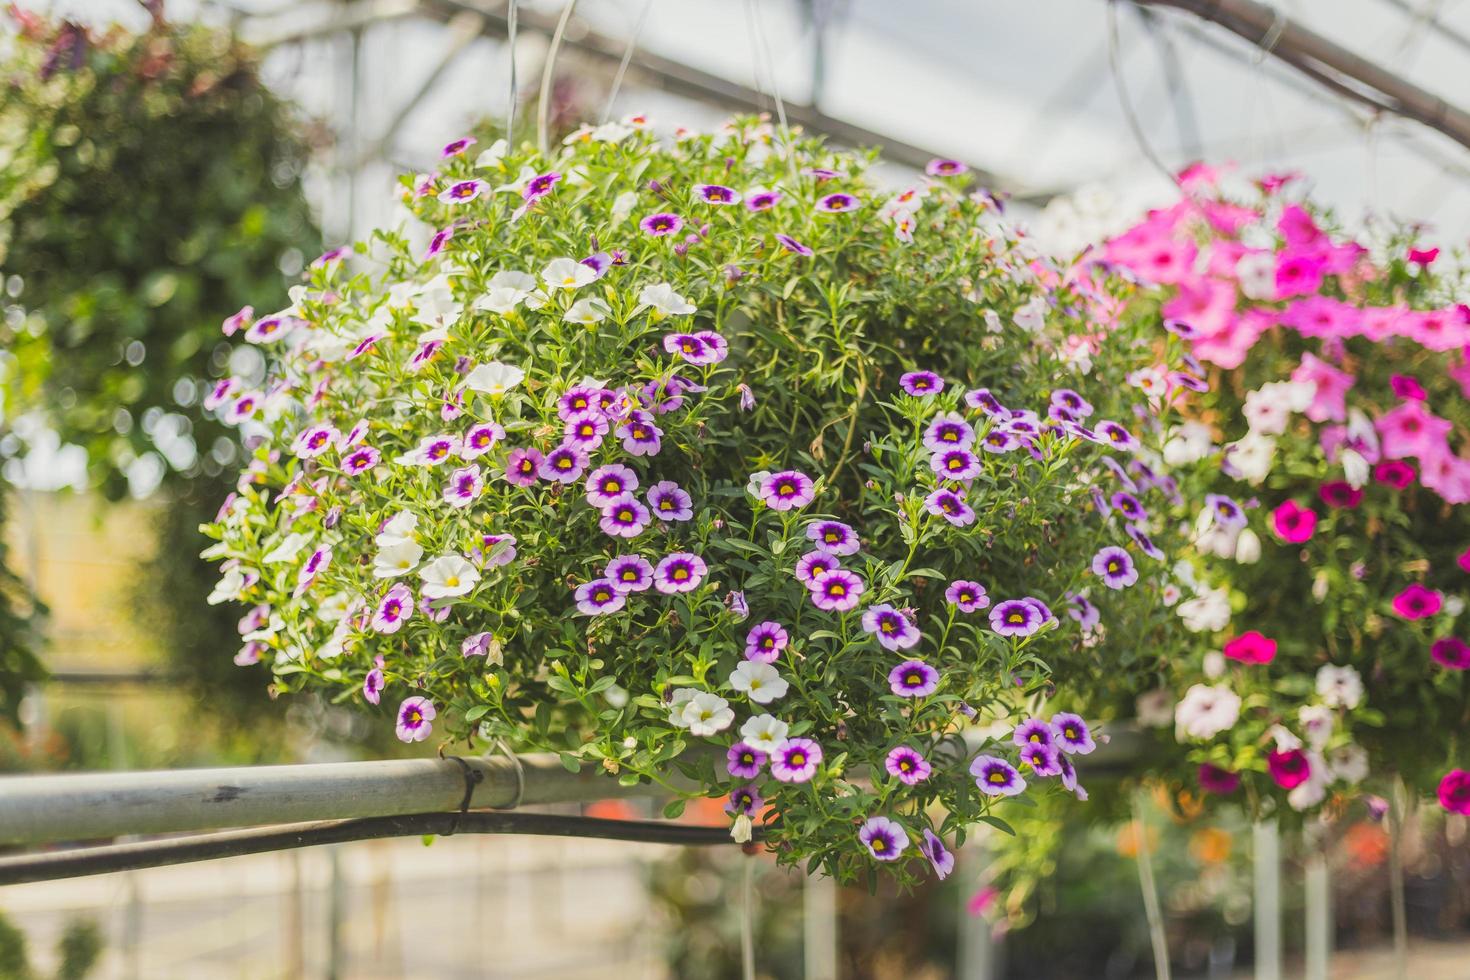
[
  {"x1": 925, "y1": 158, "x2": 968, "y2": 177},
  {"x1": 726, "y1": 741, "x2": 767, "y2": 779},
  {"x1": 424, "y1": 226, "x2": 453, "y2": 259},
  {"x1": 888, "y1": 660, "x2": 939, "y2": 697},
  {"x1": 931, "y1": 447, "x2": 981, "y2": 481},
  {"x1": 1092, "y1": 546, "x2": 1137, "y2": 589},
  {"x1": 885, "y1": 746, "x2": 932, "y2": 785},
  {"x1": 990, "y1": 599, "x2": 1043, "y2": 637},
  {"x1": 945, "y1": 580, "x2": 990, "y2": 613},
  {"x1": 441, "y1": 136, "x2": 475, "y2": 158},
  {"x1": 1020, "y1": 743, "x2": 1063, "y2": 777},
  {"x1": 775, "y1": 233, "x2": 813, "y2": 256},
  {"x1": 923, "y1": 414, "x2": 975, "y2": 451},
  {"x1": 1198, "y1": 763, "x2": 1241, "y2": 795},
  {"x1": 574, "y1": 578, "x2": 626, "y2": 616},
  {"x1": 1051, "y1": 713, "x2": 1095, "y2": 755},
  {"x1": 640, "y1": 212, "x2": 684, "y2": 236},
  {"x1": 771, "y1": 737, "x2": 822, "y2": 782},
  {"x1": 1012, "y1": 717, "x2": 1054, "y2": 748},
  {"x1": 745, "y1": 621, "x2": 789, "y2": 663},
  {"x1": 964, "y1": 388, "x2": 1007, "y2": 416},
  {"x1": 654, "y1": 552, "x2": 707, "y2": 594},
  {"x1": 923, "y1": 488, "x2": 975, "y2": 526},
  {"x1": 696, "y1": 184, "x2": 741, "y2": 205},
  {"x1": 1267, "y1": 748, "x2": 1312, "y2": 789},
  {"x1": 617, "y1": 412, "x2": 663, "y2": 457},
  {"x1": 859, "y1": 816, "x2": 910, "y2": 862},
  {"x1": 372, "y1": 584, "x2": 413, "y2": 634},
  {"x1": 816, "y1": 192, "x2": 859, "y2": 213},
  {"x1": 1432, "y1": 637, "x2": 1470, "y2": 670},
  {"x1": 245, "y1": 315, "x2": 298, "y2": 344},
  {"x1": 970, "y1": 755, "x2": 1026, "y2": 796},
  {"x1": 586, "y1": 463, "x2": 640, "y2": 507},
  {"x1": 396, "y1": 696, "x2": 436, "y2": 742},
  {"x1": 523, "y1": 171, "x2": 561, "y2": 201},
  {"x1": 1110, "y1": 492, "x2": 1146, "y2": 522},
  {"x1": 745, "y1": 188, "x2": 782, "y2": 211},
  {"x1": 806, "y1": 520, "x2": 860, "y2": 557},
  {"x1": 980, "y1": 429, "x2": 1019, "y2": 454},
  {"x1": 1066, "y1": 592, "x2": 1100, "y2": 630},
  {"x1": 1392, "y1": 583, "x2": 1442, "y2": 620},
  {"x1": 862, "y1": 604, "x2": 921, "y2": 651},
  {"x1": 563, "y1": 410, "x2": 610, "y2": 449},
  {"x1": 642, "y1": 480, "x2": 693, "y2": 522},
  {"x1": 342, "y1": 446, "x2": 381, "y2": 476},
  {"x1": 600, "y1": 493, "x2": 651, "y2": 539},
  {"x1": 1170, "y1": 371, "x2": 1210, "y2": 393},
  {"x1": 1206, "y1": 493, "x2": 1247, "y2": 529},
  {"x1": 363, "y1": 668, "x2": 383, "y2": 705},
  {"x1": 461, "y1": 422, "x2": 505, "y2": 458},
  {"x1": 1125, "y1": 524, "x2": 1164, "y2": 560},
  {"x1": 605, "y1": 555, "x2": 654, "y2": 593},
  {"x1": 438, "y1": 179, "x2": 487, "y2": 204},
  {"x1": 810, "y1": 568, "x2": 865, "y2": 612},
  {"x1": 726, "y1": 784, "x2": 764, "y2": 816},
  {"x1": 580, "y1": 252, "x2": 611, "y2": 279},
  {"x1": 443, "y1": 464, "x2": 484, "y2": 509},
  {"x1": 538, "y1": 446, "x2": 589, "y2": 484},
  {"x1": 1094, "y1": 420, "x2": 1138, "y2": 451},
  {"x1": 899, "y1": 371, "x2": 944, "y2": 397},
  {"x1": 1050, "y1": 388, "x2": 1093, "y2": 417},
  {"x1": 558, "y1": 386, "x2": 599, "y2": 419},
  {"x1": 504, "y1": 447, "x2": 545, "y2": 487},
  {"x1": 920, "y1": 829, "x2": 954, "y2": 879},
  {"x1": 795, "y1": 551, "x2": 841, "y2": 586},
  {"x1": 758, "y1": 470, "x2": 816, "y2": 511}
]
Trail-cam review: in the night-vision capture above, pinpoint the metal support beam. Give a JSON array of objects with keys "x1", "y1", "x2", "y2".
[{"x1": 1134, "y1": 0, "x2": 1470, "y2": 153}]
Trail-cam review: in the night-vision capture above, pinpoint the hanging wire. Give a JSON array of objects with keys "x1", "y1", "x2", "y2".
[
  {"x1": 744, "y1": 0, "x2": 800, "y2": 183},
  {"x1": 538, "y1": 0, "x2": 580, "y2": 154},
  {"x1": 1131, "y1": 790, "x2": 1173, "y2": 980},
  {"x1": 506, "y1": 0, "x2": 519, "y2": 141},
  {"x1": 601, "y1": 0, "x2": 657, "y2": 124},
  {"x1": 740, "y1": 857, "x2": 757, "y2": 980},
  {"x1": 1105, "y1": 1, "x2": 1179, "y2": 187}
]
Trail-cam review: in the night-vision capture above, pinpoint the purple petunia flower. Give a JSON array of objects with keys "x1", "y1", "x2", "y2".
[
  {"x1": 563, "y1": 410, "x2": 610, "y2": 449},
  {"x1": 342, "y1": 446, "x2": 381, "y2": 476},
  {"x1": 964, "y1": 388, "x2": 1007, "y2": 416},
  {"x1": 1012, "y1": 718, "x2": 1054, "y2": 748},
  {"x1": 920, "y1": 829, "x2": 954, "y2": 879},
  {"x1": 1110, "y1": 492, "x2": 1147, "y2": 522},
  {"x1": 726, "y1": 783, "x2": 764, "y2": 816},
  {"x1": 945, "y1": 580, "x2": 990, "y2": 613},
  {"x1": 980, "y1": 428, "x2": 1020, "y2": 454},
  {"x1": 859, "y1": 816, "x2": 910, "y2": 862},
  {"x1": 1050, "y1": 388, "x2": 1093, "y2": 417},
  {"x1": 647, "y1": 480, "x2": 694, "y2": 522},
  {"x1": 600, "y1": 494, "x2": 651, "y2": 538},
  {"x1": 245, "y1": 315, "x2": 298, "y2": 345},
  {"x1": 396, "y1": 696, "x2": 436, "y2": 742},
  {"x1": 1020, "y1": 742, "x2": 1063, "y2": 777},
  {"x1": 438, "y1": 179, "x2": 487, "y2": 204},
  {"x1": 523, "y1": 171, "x2": 561, "y2": 202},
  {"x1": 727, "y1": 741, "x2": 767, "y2": 778},
  {"x1": 885, "y1": 746, "x2": 932, "y2": 785},
  {"x1": 580, "y1": 252, "x2": 611, "y2": 279},
  {"x1": 810, "y1": 568, "x2": 865, "y2": 612},
  {"x1": 1051, "y1": 713, "x2": 1096, "y2": 755},
  {"x1": 539, "y1": 446, "x2": 589, "y2": 484},
  {"x1": 443, "y1": 464, "x2": 484, "y2": 509},
  {"x1": 574, "y1": 578, "x2": 626, "y2": 616},
  {"x1": 745, "y1": 188, "x2": 782, "y2": 211},
  {"x1": 1094, "y1": 420, "x2": 1138, "y2": 451},
  {"x1": 758, "y1": 470, "x2": 816, "y2": 511},
  {"x1": 441, "y1": 136, "x2": 475, "y2": 158},
  {"x1": 775, "y1": 233, "x2": 813, "y2": 256},
  {"x1": 888, "y1": 660, "x2": 940, "y2": 697},
  {"x1": 424, "y1": 226, "x2": 454, "y2": 260},
  {"x1": 605, "y1": 554, "x2": 654, "y2": 593},
  {"x1": 1125, "y1": 524, "x2": 1164, "y2": 560},
  {"x1": 292, "y1": 424, "x2": 338, "y2": 459},
  {"x1": 899, "y1": 371, "x2": 944, "y2": 397},
  {"x1": 1092, "y1": 546, "x2": 1138, "y2": 589},
  {"x1": 654, "y1": 552, "x2": 707, "y2": 594},
  {"x1": 616, "y1": 412, "x2": 663, "y2": 456},
  {"x1": 931, "y1": 448, "x2": 982, "y2": 481},
  {"x1": 663, "y1": 330, "x2": 729, "y2": 365},
  {"x1": 924, "y1": 488, "x2": 975, "y2": 526},
  {"x1": 1066, "y1": 592, "x2": 1101, "y2": 630},
  {"x1": 924, "y1": 414, "x2": 976, "y2": 451},
  {"x1": 1023, "y1": 596, "x2": 1055, "y2": 624},
  {"x1": 1206, "y1": 493, "x2": 1247, "y2": 529},
  {"x1": 862, "y1": 604, "x2": 922, "y2": 651},
  {"x1": 806, "y1": 520, "x2": 860, "y2": 556},
  {"x1": 925, "y1": 158, "x2": 968, "y2": 177},
  {"x1": 745, "y1": 621, "x2": 789, "y2": 662},
  {"x1": 504, "y1": 447, "x2": 545, "y2": 487},
  {"x1": 990, "y1": 599, "x2": 1043, "y2": 637},
  {"x1": 816, "y1": 192, "x2": 860, "y2": 213},
  {"x1": 479, "y1": 534, "x2": 517, "y2": 568},
  {"x1": 586, "y1": 463, "x2": 640, "y2": 507},
  {"x1": 697, "y1": 184, "x2": 741, "y2": 205},
  {"x1": 372, "y1": 584, "x2": 414, "y2": 634},
  {"x1": 771, "y1": 737, "x2": 822, "y2": 782},
  {"x1": 970, "y1": 755, "x2": 1026, "y2": 796},
  {"x1": 363, "y1": 668, "x2": 383, "y2": 705},
  {"x1": 795, "y1": 550, "x2": 841, "y2": 585},
  {"x1": 640, "y1": 212, "x2": 684, "y2": 236},
  {"x1": 558, "y1": 386, "x2": 600, "y2": 419},
  {"x1": 1058, "y1": 753, "x2": 1087, "y2": 800},
  {"x1": 461, "y1": 422, "x2": 505, "y2": 458}
]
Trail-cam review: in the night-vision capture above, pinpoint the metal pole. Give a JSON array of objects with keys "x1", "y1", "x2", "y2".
[
  {"x1": 326, "y1": 845, "x2": 346, "y2": 980},
  {"x1": 1303, "y1": 836, "x2": 1331, "y2": 980},
  {"x1": 1132, "y1": 790, "x2": 1172, "y2": 980},
  {"x1": 1253, "y1": 821, "x2": 1282, "y2": 980},
  {"x1": 803, "y1": 871, "x2": 838, "y2": 980}
]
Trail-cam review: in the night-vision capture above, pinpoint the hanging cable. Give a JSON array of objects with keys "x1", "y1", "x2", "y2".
[
  {"x1": 601, "y1": 0, "x2": 657, "y2": 124},
  {"x1": 740, "y1": 856, "x2": 757, "y2": 980},
  {"x1": 506, "y1": 0, "x2": 519, "y2": 140},
  {"x1": 745, "y1": 0, "x2": 800, "y2": 183},
  {"x1": 538, "y1": 0, "x2": 579, "y2": 154},
  {"x1": 1106, "y1": 0, "x2": 1179, "y2": 185}
]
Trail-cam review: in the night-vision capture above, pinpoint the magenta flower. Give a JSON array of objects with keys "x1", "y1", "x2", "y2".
[
  {"x1": 745, "y1": 188, "x2": 782, "y2": 211},
  {"x1": 342, "y1": 446, "x2": 381, "y2": 476},
  {"x1": 816, "y1": 192, "x2": 859, "y2": 213},
  {"x1": 945, "y1": 580, "x2": 989, "y2": 613},
  {"x1": 1319, "y1": 481, "x2": 1363, "y2": 509},
  {"x1": 424, "y1": 226, "x2": 454, "y2": 260},
  {"x1": 363, "y1": 668, "x2": 383, "y2": 705},
  {"x1": 1050, "y1": 713, "x2": 1095, "y2": 755},
  {"x1": 931, "y1": 448, "x2": 982, "y2": 481},
  {"x1": 810, "y1": 569, "x2": 865, "y2": 612},
  {"x1": 806, "y1": 520, "x2": 860, "y2": 556},
  {"x1": 1092, "y1": 546, "x2": 1138, "y2": 590},
  {"x1": 539, "y1": 445, "x2": 589, "y2": 484},
  {"x1": 745, "y1": 621, "x2": 789, "y2": 662},
  {"x1": 758, "y1": 470, "x2": 816, "y2": 511},
  {"x1": 775, "y1": 233, "x2": 813, "y2": 256},
  {"x1": 771, "y1": 737, "x2": 822, "y2": 782},
  {"x1": 1392, "y1": 583, "x2": 1442, "y2": 620},
  {"x1": 1272, "y1": 500, "x2": 1317, "y2": 543},
  {"x1": 640, "y1": 212, "x2": 684, "y2": 236},
  {"x1": 558, "y1": 386, "x2": 600, "y2": 419},
  {"x1": 1439, "y1": 770, "x2": 1470, "y2": 815},
  {"x1": 920, "y1": 829, "x2": 955, "y2": 879},
  {"x1": 654, "y1": 553, "x2": 707, "y2": 594},
  {"x1": 923, "y1": 487, "x2": 975, "y2": 526},
  {"x1": 925, "y1": 158, "x2": 968, "y2": 177},
  {"x1": 899, "y1": 371, "x2": 944, "y2": 397},
  {"x1": 1198, "y1": 763, "x2": 1241, "y2": 795},
  {"x1": 523, "y1": 171, "x2": 561, "y2": 202},
  {"x1": 646, "y1": 480, "x2": 694, "y2": 522},
  {"x1": 859, "y1": 816, "x2": 909, "y2": 862},
  {"x1": 862, "y1": 604, "x2": 921, "y2": 651},
  {"x1": 600, "y1": 494, "x2": 651, "y2": 538},
  {"x1": 970, "y1": 755, "x2": 1026, "y2": 796},
  {"x1": 372, "y1": 584, "x2": 414, "y2": 634},
  {"x1": 888, "y1": 660, "x2": 939, "y2": 697},
  {"x1": 441, "y1": 136, "x2": 475, "y2": 158},
  {"x1": 1224, "y1": 630, "x2": 1277, "y2": 664},
  {"x1": 727, "y1": 742, "x2": 767, "y2": 778},
  {"x1": 1267, "y1": 749, "x2": 1312, "y2": 789},
  {"x1": 574, "y1": 578, "x2": 626, "y2": 616},
  {"x1": 585, "y1": 463, "x2": 640, "y2": 507},
  {"x1": 616, "y1": 412, "x2": 663, "y2": 456},
  {"x1": 438, "y1": 179, "x2": 487, "y2": 204},
  {"x1": 395, "y1": 696, "x2": 436, "y2": 742},
  {"x1": 504, "y1": 447, "x2": 545, "y2": 487},
  {"x1": 1375, "y1": 460, "x2": 1416, "y2": 488},
  {"x1": 1432, "y1": 637, "x2": 1470, "y2": 669},
  {"x1": 795, "y1": 550, "x2": 841, "y2": 586},
  {"x1": 696, "y1": 184, "x2": 741, "y2": 205},
  {"x1": 885, "y1": 745, "x2": 932, "y2": 785},
  {"x1": 605, "y1": 555, "x2": 654, "y2": 593}
]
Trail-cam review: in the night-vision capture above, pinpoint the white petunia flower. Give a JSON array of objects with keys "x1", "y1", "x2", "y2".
[
  {"x1": 681, "y1": 692, "x2": 734, "y2": 736},
  {"x1": 1013, "y1": 295, "x2": 1047, "y2": 333},
  {"x1": 419, "y1": 555, "x2": 480, "y2": 599},
  {"x1": 1329, "y1": 744, "x2": 1369, "y2": 784},
  {"x1": 1315, "y1": 664, "x2": 1363, "y2": 709},
  {"x1": 740, "y1": 713, "x2": 789, "y2": 753},
  {"x1": 376, "y1": 512, "x2": 418, "y2": 548},
  {"x1": 728, "y1": 661, "x2": 789, "y2": 705},
  {"x1": 565, "y1": 297, "x2": 610, "y2": 325},
  {"x1": 1162, "y1": 421, "x2": 1214, "y2": 466},
  {"x1": 263, "y1": 533, "x2": 310, "y2": 564},
  {"x1": 637, "y1": 282, "x2": 696, "y2": 316},
  {"x1": 542, "y1": 257, "x2": 595, "y2": 291},
  {"x1": 373, "y1": 541, "x2": 424, "y2": 579},
  {"x1": 207, "y1": 567, "x2": 248, "y2": 605},
  {"x1": 463, "y1": 360, "x2": 525, "y2": 396},
  {"x1": 1174, "y1": 683, "x2": 1242, "y2": 740},
  {"x1": 1177, "y1": 585, "x2": 1231, "y2": 633}
]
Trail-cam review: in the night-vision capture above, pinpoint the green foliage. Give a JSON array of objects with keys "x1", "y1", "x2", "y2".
[{"x1": 0, "y1": 478, "x2": 44, "y2": 721}]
